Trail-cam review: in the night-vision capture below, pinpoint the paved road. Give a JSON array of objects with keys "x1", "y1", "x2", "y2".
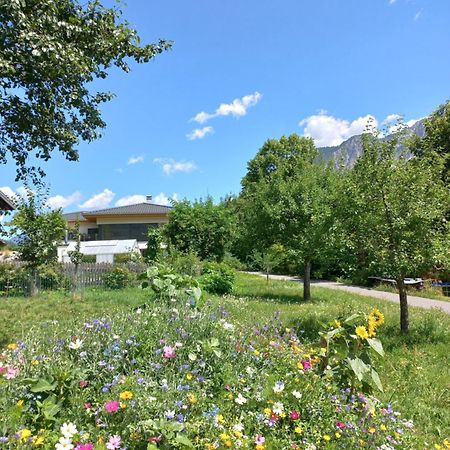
[{"x1": 246, "y1": 272, "x2": 450, "y2": 315}]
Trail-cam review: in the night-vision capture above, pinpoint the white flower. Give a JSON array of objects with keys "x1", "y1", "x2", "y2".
[
  {"x1": 60, "y1": 422, "x2": 77, "y2": 438},
  {"x1": 292, "y1": 390, "x2": 302, "y2": 399},
  {"x1": 165, "y1": 410, "x2": 175, "y2": 419},
  {"x1": 273, "y1": 381, "x2": 285, "y2": 393},
  {"x1": 235, "y1": 393, "x2": 247, "y2": 405},
  {"x1": 221, "y1": 320, "x2": 235, "y2": 331},
  {"x1": 245, "y1": 366, "x2": 256, "y2": 375},
  {"x1": 55, "y1": 436, "x2": 74, "y2": 450},
  {"x1": 272, "y1": 402, "x2": 284, "y2": 414},
  {"x1": 68, "y1": 339, "x2": 83, "y2": 350},
  {"x1": 175, "y1": 342, "x2": 183, "y2": 348},
  {"x1": 135, "y1": 308, "x2": 143, "y2": 314}
]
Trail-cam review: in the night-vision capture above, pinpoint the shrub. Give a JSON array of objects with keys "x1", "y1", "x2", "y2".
[
  {"x1": 199, "y1": 261, "x2": 235, "y2": 295},
  {"x1": 163, "y1": 251, "x2": 203, "y2": 277},
  {"x1": 81, "y1": 254, "x2": 96, "y2": 263},
  {"x1": 103, "y1": 266, "x2": 133, "y2": 289}
]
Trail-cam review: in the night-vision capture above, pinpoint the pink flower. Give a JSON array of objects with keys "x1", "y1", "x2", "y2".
[
  {"x1": 336, "y1": 421, "x2": 346, "y2": 429},
  {"x1": 104, "y1": 400, "x2": 120, "y2": 413},
  {"x1": 163, "y1": 346, "x2": 176, "y2": 360},
  {"x1": 84, "y1": 402, "x2": 92, "y2": 410},
  {"x1": 106, "y1": 435, "x2": 121, "y2": 450},
  {"x1": 75, "y1": 444, "x2": 94, "y2": 450},
  {"x1": 79, "y1": 380, "x2": 89, "y2": 388},
  {"x1": 290, "y1": 410, "x2": 300, "y2": 420},
  {"x1": 5, "y1": 366, "x2": 18, "y2": 379},
  {"x1": 301, "y1": 359, "x2": 311, "y2": 371},
  {"x1": 255, "y1": 435, "x2": 265, "y2": 445}
]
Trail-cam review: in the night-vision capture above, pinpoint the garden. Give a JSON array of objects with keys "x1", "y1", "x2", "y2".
[{"x1": 1, "y1": 269, "x2": 449, "y2": 450}]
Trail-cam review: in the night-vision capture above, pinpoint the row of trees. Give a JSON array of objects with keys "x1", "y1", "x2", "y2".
[{"x1": 162, "y1": 104, "x2": 450, "y2": 333}]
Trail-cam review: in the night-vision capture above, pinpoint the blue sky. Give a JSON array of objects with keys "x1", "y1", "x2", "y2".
[{"x1": 1, "y1": 0, "x2": 450, "y2": 211}]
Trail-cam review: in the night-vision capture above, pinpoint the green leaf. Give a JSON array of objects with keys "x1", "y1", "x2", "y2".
[
  {"x1": 371, "y1": 368, "x2": 384, "y2": 392},
  {"x1": 147, "y1": 445, "x2": 158, "y2": 450},
  {"x1": 174, "y1": 435, "x2": 195, "y2": 448},
  {"x1": 30, "y1": 378, "x2": 58, "y2": 393},
  {"x1": 192, "y1": 286, "x2": 202, "y2": 302},
  {"x1": 348, "y1": 357, "x2": 369, "y2": 381},
  {"x1": 367, "y1": 338, "x2": 384, "y2": 356}
]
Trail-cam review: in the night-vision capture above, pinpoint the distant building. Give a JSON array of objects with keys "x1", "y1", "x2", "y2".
[
  {"x1": 0, "y1": 190, "x2": 15, "y2": 211},
  {"x1": 62, "y1": 195, "x2": 172, "y2": 253}
]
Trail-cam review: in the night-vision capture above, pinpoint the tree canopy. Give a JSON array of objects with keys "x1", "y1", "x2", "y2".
[{"x1": 0, "y1": 0, "x2": 171, "y2": 182}]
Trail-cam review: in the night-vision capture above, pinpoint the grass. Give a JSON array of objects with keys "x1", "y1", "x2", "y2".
[{"x1": 1, "y1": 274, "x2": 449, "y2": 446}]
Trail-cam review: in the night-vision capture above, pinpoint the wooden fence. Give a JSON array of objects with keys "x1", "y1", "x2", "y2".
[{"x1": 0, "y1": 262, "x2": 147, "y2": 297}]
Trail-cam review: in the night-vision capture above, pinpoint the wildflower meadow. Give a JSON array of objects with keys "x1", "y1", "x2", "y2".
[{"x1": 0, "y1": 269, "x2": 421, "y2": 450}]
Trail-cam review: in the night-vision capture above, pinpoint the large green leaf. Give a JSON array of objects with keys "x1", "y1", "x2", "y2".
[
  {"x1": 367, "y1": 338, "x2": 384, "y2": 356},
  {"x1": 371, "y1": 368, "x2": 384, "y2": 392},
  {"x1": 348, "y1": 357, "x2": 369, "y2": 381}
]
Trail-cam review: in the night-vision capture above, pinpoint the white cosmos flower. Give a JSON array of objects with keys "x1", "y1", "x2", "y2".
[
  {"x1": 292, "y1": 390, "x2": 302, "y2": 399},
  {"x1": 235, "y1": 393, "x2": 247, "y2": 405},
  {"x1": 272, "y1": 402, "x2": 284, "y2": 414},
  {"x1": 60, "y1": 422, "x2": 77, "y2": 438},
  {"x1": 68, "y1": 339, "x2": 83, "y2": 350},
  {"x1": 55, "y1": 436, "x2": 74, "y2": 450}
]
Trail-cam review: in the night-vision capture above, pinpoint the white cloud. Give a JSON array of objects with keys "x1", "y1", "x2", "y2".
[
  {"x1": 127, "y1": 155, "x2": 145, "y2": 165},
  {"x1": 47, "y1": 191, "x2": 82, "y2": 210},
  {"x1": 191, "y1": 91, "x2": 262, "y2": 124},
  {"x1": 154, "y1": 158, "x2": 197, "y2": 176},
  {"x1": 153, "y1": 192, "x2": 178, "y2": 206},
  {"x1": 115, "y1": 195, "x2": 147, "y2": 207},
  {"x1": 186, "y1": 126, "x2": 214, "y2": 141},
  {"x1": 299, "y1": 112, "x2": 378, "y2": 147},
  {"x1": 414, "y1": 9, "x2": 422, "y2": 21},
  {"x1": 382, "y1": 114, "x2": 402, "y2": 124},
  {"x1": 78, "y1": 189, "x2": 115, "y2": 210}
]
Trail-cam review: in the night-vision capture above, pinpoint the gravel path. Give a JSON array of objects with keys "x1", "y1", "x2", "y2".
[{"x1": 245, "y1": 272, "x2": 450, "y2": 315}]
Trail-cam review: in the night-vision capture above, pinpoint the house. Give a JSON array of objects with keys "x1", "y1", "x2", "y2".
[
  {"x1": 0, "y1": 190, "x2": 15, "y2": 211},
  {"x1": 62, "y1": 195, "x2": 171, "y2": 252}
]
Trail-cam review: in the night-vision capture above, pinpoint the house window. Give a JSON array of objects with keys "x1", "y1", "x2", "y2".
[{"x1": 98, "y1": 223, "x2": 158, "y2": 241}]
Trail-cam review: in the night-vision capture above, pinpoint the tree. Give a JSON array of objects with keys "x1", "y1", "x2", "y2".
[
  {"x1": 0, "y1": 0, "x2": 171, "y2": 182},
  {"x1": 164, "y1": 198, "x2": 232, "y2": 261},
  {"x1": 410, "y1": 99, "x2": 450, "y2": 185},
  {"x1": 238, "y1": 134, "x2": 337, "y2": 300},
  {"x1": 252, "y1": 244, "x2": 285, "y2": 284},
  {"x1": 7, "y1": 189, "x2": 66, "y2": 295},
  {"x1": 341, "y1": 131, "x2": 449, "y2": 333}
]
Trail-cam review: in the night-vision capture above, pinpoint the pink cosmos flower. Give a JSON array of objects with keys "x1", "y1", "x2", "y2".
[
  {"x1": 75, "y1": 444, "x2": 94, "y2": 450},
  {"x1": 106, "y1": 435, "x2": 121, "y2": 450},
  {"x1": 104, "y1": 400, "x2": 120, "y2": 413},
  {"x1": 290, "y1": 410, "x2": 300, "y2": 420},
  {"x1": 301, "y1": 359, "x2": 311, "y2": 371},
  {"x1": 336, "y1": 421, "x2": 346, "y2": 429},
  {"x1": 163, "y1": 346, "x2": 176, "y2": 359},
  {"x1": 255, "y1": 435, "x2": 265, "y2": 445},
  {"x1": 5, "y1": 366, "x2": 18, "y2": 379}
]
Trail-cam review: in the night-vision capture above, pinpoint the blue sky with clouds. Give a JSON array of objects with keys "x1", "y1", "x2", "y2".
[{"x1": 1, "y1": 0, "x2": 450, "y2": 211}]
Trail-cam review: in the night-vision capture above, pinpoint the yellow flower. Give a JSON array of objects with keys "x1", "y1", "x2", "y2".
[
  {"x1": 7, "y1": 343, "x2": 17, "y2": 350},
  {"x1": 369, "y1": 308, "x2": 385, "y2": 327},
  {"x1": 19, "y1": 429, "x2": 32, "y2": 442},
  {"x1": 186, "y1": 373, "x2": 193, "y2": 380},
  {"x1": 368, "y1": 427, "x2": 376, "y2": 434},
  {"x1": 254, "y1": 349, "x2": 260, "y2": 356},
  {"x1": 334, "y1": 320, "x2": 341, "y2": 328},
  {"x1": 380, "y1": 424, "x2": 387, "y2": 431},
  {"x1": 355, "y1": 326, "x2": 369, "y2": 340},
  {"x1": 32, "y1": 436, "x2": 45, "y2": 446},
  {"x1": 130, "y1": 432, "x2": 141, "y2": 440},
  {"x1": 220, "y1": 433, "x2": 230, "y2": 441},
  {"x1": 205, "y1": 444, "x2": 215, "y2": 450},
  {"x1": 233, "y1": 430, "x2": 242, "y2": 438},
  {"x1": 294, "y1": 426, "x2": 302, "y2": 434},
  {"x1": 224, "y1": 440, "x2": 232, "y2": 448},
  {"x1": 256, "y1": 445, "x2": 265, "y2": 450},
  {"x1": 16, "y1": 399, "x2": 24, "y2": 407},
  {"x1": 119, "y1": 390, "x2": 133, "y2": 400},
  {"x1": 263, "y1": 408, "x2": 271, "y2": 415},
  {"x1": 335, "y1": 432, "x2": 341, "y2": 439},
  {"x1": 120, "y1": 402, "x2": 127, "y2": 409},
  {"x1": 367, "y1": 320, "x2": 377, "y2": 337},
  {"x1": 188, "y1": 393, "x2": 197, "y2": 404},
  {"x1": 217, "y1": 414, "x2": 225, "y2": 423},
  {"x1": 297, "y1": 361, "x2": 304, "y2": 370},
  {"x1": 323, "y1": 435, "x2": 331, "y2": 441},
  {"x1": 31, "y1": 359, "x2": 40, "y2": 366}
]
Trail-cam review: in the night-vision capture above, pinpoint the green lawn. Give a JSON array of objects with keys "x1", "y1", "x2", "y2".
[{"x1": 1, "y1": 274, "x2": 449, "y2": 447}]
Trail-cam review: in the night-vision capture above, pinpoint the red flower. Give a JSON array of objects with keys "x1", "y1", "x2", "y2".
[
  {"x1": 336, "y1": 421, "x2": 346, "y2": 429},
  {"x1": 290, "y1": 410, "x2": 300, "y2": 420}
]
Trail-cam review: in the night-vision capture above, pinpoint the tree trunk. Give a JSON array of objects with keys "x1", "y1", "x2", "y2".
[
  {"x1": 30, "y1": 268, "x2": 38, "y2": 297},
  {"x1": 266, "y1": 269, "x2": 269, "y2": 284},
  {"x1": 397, "y1": 277, "x2": 409, "y2": 333},
  {"x1": 303, "y1": 260, "x2": 311, "y2": 301}
]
